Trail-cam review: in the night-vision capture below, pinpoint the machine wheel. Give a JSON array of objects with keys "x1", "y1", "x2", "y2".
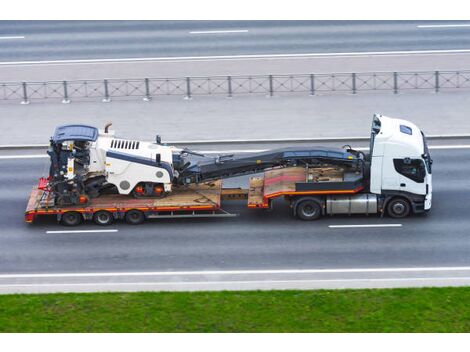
[
  {"x1": 93, "y1": 210, "x2": 114, "y2": 226},
  {"x1": 387, "y1": 198, "x2": 411, "y2": 218},
  {"x1": 296, "y1": 200, "x2": 322, "y2": 221},
  {"x1": 61, "y1": 211, "x2": 82, "y2": 226},
  {"x1": 125, "y1": 209, "x2": 145, "y2": 225}
]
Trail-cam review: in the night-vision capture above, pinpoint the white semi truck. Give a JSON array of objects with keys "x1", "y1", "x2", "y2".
[{"x1": 25, "y1": 114, "x2": 432, "y2": 225}]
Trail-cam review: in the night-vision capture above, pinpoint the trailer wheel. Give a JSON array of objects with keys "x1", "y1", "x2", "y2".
[
  {"x1": 387, "y1": 198, "x2": 411, "y2": 218},
  {"x1": 61, "y1": 211, "x2": 82, "y2": 226},
  {"x1": 125, "y1": 210, "x2": 145, "y2": 225},
  {"x1": 93, "y1": 210, "x2": 114, "y2": 226},
  {"x1": 296, "y1": 200, "x2": 322, "y2": 221}
]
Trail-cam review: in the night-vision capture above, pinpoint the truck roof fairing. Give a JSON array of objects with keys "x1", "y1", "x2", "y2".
[{"x1": 372, "y1": 115, "x2": 425, "y2": 157}]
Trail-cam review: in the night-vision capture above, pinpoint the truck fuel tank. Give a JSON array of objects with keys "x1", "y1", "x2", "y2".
[{"x1": 326, "y1": 194, "x2": 378, "y2": 215}]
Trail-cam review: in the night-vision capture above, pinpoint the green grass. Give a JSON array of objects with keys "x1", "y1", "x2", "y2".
[{"x1": 0, "y1": 287, "x2": 469, "y2": 332}]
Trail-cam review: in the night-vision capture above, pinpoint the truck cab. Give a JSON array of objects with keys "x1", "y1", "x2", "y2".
[{"x1": 369, "y1": 114, "x2": 432, "y2": 215}]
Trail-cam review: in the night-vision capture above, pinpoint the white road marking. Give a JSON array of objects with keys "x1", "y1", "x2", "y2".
[
  {"x1": 1, "y1": 266, "x2": 470, "y2": 279},
  {"x1": 2, "y1": 277, "x2": 470, "y2": 290},
  {"x1": 429, "y1": 144, "x2": 470, "y2": 149},
  {"x1": 2, "y1": 144, "x2": 470, "y2": 159},
  {"x1": 46, "y1": 229, "x2": 118, "y2": 234},
  {"x1": 329, "y1": 224, "x2": 402, "y2": 229},
  {"x1": 1, "y1": 134, "x2": 470, "y2": 149},
  {"x1": 3, "y1": 49, "x2": 470, "y2": 66},
  {"x1": 0, "y1": 154, "x2": 48, "y2": 159},
  {"x1": 417, "y1": 24, "x2": 470, "y2": 28},
  {"x1": 189, "y1": 29, "x2": 249, "y2": 34},
  {"x1": 0, "y1": 36, "x2": 25, "y2": 40}
]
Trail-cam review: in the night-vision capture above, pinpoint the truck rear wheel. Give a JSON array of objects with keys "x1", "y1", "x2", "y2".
[
  {"x1": 296, "y1": 200, "x2": 322, "y2": 221},
  {"x1": 93, "y1": 210, "x2": 114, "y2": 226},
  {"x1": 387, "y1": 198, "x2": 411, "y2": 218},
  {"x1": 125, "y1": 210, "x2": 145, "y2": 225},
  {"x1": 61, "y1": 211, "x2": 82, "y2": 226}
]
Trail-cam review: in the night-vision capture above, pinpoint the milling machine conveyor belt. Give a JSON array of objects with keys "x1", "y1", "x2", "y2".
[{"x1": 178, "y1": 146, "x2": 363, "y2": 185}]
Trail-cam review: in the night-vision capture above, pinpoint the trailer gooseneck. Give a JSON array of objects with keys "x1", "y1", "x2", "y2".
[{"x1": 25, "y1": 114, "x2": 432, "y2": 226}]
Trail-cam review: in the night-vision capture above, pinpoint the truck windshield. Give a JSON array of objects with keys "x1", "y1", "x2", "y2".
[{"x1": 421, "y1": 132, "x2": 432, "y2": 174}]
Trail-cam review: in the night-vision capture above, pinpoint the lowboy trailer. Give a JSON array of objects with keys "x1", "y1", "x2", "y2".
[{"x1": 25, "y1": 114, "x2": 432, "y2": 226}]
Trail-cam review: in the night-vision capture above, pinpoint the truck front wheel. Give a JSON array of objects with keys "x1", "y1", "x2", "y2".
[
  {"x1": 61, "y1": 211, "x2": 82, "y2": 226},
  {"x1": 296, "y1": 200, "x2": 322, "y2": 221},
  {"x1": 387, "y1": 198, "x2": 411, "y2": 218}
]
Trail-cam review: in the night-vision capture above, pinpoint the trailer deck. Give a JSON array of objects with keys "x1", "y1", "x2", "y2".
[
  {"x1": 25, "y1": 165, "x2": 365, "y2": 224},
  {"x1": 248, "y1": 166, "x2": 364, "y2": 208},
  {"x1": 25, "y1": 180, "x2": 225, "y2": 223}
]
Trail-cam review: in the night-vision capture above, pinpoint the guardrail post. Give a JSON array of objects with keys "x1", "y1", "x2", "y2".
[
  {"x1": 268, "y1": 75, "x2": 274, "y2": 97},
  {"x1": 143, "y1": 78, "x2": 151, "y2": 101},
  {"x1": 20, "y1": 82, "x2": 30, "y2": 105},
  {"x1": 227, "y1": 76, "x2": 232, "y2": 98},
  {"x1": 435, "y1": 71, "x2": 440, "y2": 93},
  {"x1": 352, "y1": 73, "x2": 357, "y2": 94},
  {"x1": 184, "y1": 77, "x2": 192, "y2": 100},
  {"x1": 62, "y1": 80, "x2": 70, "y2": 104},
  {"x1": 310, "y1": 74, "x2": 315, "y2": 96},
  {"x1": 393, "y1": 72, "x2": 398, "y2": 94},
  {"x1": 102, "y1": 79, "x2": 111, "y2": 103}
]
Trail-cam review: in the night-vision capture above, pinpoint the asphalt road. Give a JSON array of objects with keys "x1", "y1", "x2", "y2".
[
  {"x1": 2, "y1": 21, "x2": 470, "y2": 81},
  {"x1": 0, "y1": 143, "x2": 469, "y2": 293},
  {"x1": 2, "y1": 20, "x2": 470, "y2": 62}
]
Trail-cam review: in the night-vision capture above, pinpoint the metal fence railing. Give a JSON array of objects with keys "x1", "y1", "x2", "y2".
[{"x1": 2, "y1": 70, "x2": 470, "y2": 104}]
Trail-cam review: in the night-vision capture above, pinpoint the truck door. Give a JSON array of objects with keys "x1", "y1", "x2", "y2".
[
  {"x1": 393, "y1": 158, "x2": 426, "y2": 195},
  {"x1": 381, "y1": 156, "x2": 401, "y2": 191}
]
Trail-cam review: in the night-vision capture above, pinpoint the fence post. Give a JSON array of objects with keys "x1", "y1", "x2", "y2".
[
  {"x1": 227, "y1": 76, "x2": 232, "y2": 98},
  {"x1": 184, "y1": 77, "x2": 192, "y2": 100},
  {"x1": 268, "y1": 75, "x2": 274, "y2": 97},
  {"x1": 435, "y1": 71, "x2": 440, "y2": 93},
  {"x1": 62, "y1": 81, "x2": 70, "y2": 104},
  {"x1": 310, "y1": 74, "x2": 315, "y2": 96},
  {"x1": 352, "y1": 73, "x2": 357, "y2": 94},
  {"x1": 102, "y1": 79, "x2": 111, "y2": 103},
  {"x1": 143, "y1": 78, "x2": 151, "y2": 101},
  {"x1": 20, "y1": 82, "x2": 29, "y2": 105},
  {"x1": 393, "y1": 72, "x2": 398, "y2": 94}
]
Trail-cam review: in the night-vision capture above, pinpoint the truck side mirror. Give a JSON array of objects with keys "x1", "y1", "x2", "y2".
[{"x1": 156, "y1": 135, "x2": 161, "y2": 144}]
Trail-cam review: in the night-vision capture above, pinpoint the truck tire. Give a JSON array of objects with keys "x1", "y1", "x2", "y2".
[
  {"x1": 93, "y1": 210, "x2": 114, "y2": 226},
  {"x1": 296, "y1": 200, "x2": 322, "y2": 221},
  {"x1": 387, "y1": 198, "x2": 411, "y2": 218},
  {"x1": 61, "y1": 211, "x2": 82, "y2": 226},
  {"x1": 125, "y1": 209, "x2": 145, "y2": 225}
]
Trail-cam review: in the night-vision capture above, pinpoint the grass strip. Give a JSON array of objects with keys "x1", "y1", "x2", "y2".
[{"x1": 0, "y1": 287, "x2": 469, "y2": 332}]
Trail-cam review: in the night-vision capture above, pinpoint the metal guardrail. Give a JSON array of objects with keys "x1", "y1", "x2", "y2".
[{"x1": 1, "y1": 70, "x2": 470, "y2": 104}]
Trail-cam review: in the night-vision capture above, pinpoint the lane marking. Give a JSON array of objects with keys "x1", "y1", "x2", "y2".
[
  {"x1": 417, "y1": 24, "x2": 470, "y2": 28},
  {"x1": 2, "y1": 134, "x2": 470, "y2": 149},
  {"x1": 2, "y1": 277, "x2": 470, "y2": 290},
  {"x1": 189, "y1": 30, "x2": 249, "y2": 34},
  {"x1": 0, "y1": 36, "x2": 25, "y2": 40},
  {"x1": 329, "y1": 224, "x2": 402, "y2": 229},
  {"x1": 2, "y1": 144, "x2": 470, "y2": 159},
  {"x1": 1, "y1": 266, "x2": 470, "y2": 279},
  {"x1": 46, "y1": 229, "x2": 118, "y2": 234},
  {"x1": 3, "y1": 49, "x2": 470, "y2": 66},
  {"x1": 0, "y1": 154, "x2": 48, "y2": 159}
]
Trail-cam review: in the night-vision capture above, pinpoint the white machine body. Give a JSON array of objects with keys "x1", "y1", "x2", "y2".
[{"x1": 85, "y1": 128, "x2": 180, "y2": 195}]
